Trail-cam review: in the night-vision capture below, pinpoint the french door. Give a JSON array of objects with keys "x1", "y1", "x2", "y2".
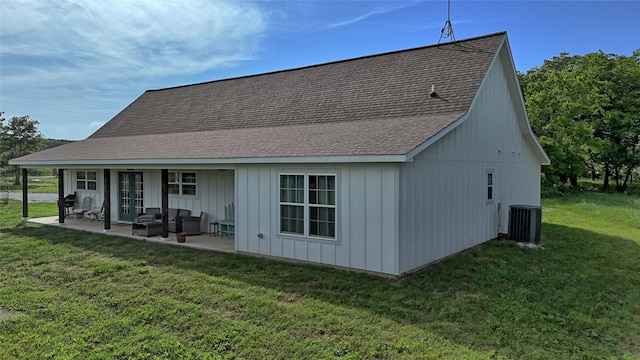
[{"x1": 119, "y1": 172, "x2": 143, "y2": 221}]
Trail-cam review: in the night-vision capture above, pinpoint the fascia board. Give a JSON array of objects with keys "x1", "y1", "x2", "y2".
[{"x1": 9, "y1": 154, "x2": 409, "y2": 168}]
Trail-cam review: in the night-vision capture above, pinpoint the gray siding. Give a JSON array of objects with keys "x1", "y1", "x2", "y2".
[
  {"x1": 398, "y1": 50, "x2": 542, "y2": 274},
  {"x1": 236, "y1": 163, "x2": 400, "y2": 275}
]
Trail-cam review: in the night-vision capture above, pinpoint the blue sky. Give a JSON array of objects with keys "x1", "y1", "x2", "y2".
[{"x1": 1, "y1": 0, "x2": 638, "y2": 140}]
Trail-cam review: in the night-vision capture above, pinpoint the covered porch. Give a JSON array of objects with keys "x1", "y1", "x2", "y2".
[
  {"x1": 28, "y1": 216, "x2": 235, "y2": 253},
  {"x1": 15, "y1": 166, "x2": 235, "y2": 247}
]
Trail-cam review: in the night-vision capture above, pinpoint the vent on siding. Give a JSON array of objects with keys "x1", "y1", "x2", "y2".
[{"x1": 508, "y1": 205, "x2": 542, "y2": 244}]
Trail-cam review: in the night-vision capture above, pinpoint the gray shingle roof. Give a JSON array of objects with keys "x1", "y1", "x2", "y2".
[{"x1": 14, "y1": 32, "x2": 506, "y2": 164}]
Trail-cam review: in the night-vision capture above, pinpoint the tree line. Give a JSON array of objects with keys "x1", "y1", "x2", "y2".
[
  {"x1": 519, "y1": 49, "x2": 640, "y2": 192},
  {"x1": 0, "y1": 112, "x2": 72, "y2": 185}
]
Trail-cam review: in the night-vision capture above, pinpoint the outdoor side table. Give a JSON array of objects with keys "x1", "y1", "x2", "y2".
[{"x1": 209, "y1": 221, "x2": 220, "y2": 237}]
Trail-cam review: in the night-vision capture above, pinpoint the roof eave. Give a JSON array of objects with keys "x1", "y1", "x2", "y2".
[{"x1": 9, "y1": 154, "x2": 410, "y2": 168}]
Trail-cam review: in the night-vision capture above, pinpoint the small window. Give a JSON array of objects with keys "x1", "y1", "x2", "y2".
[
  {"x1": 76, "y1": 171, "x2": 97, "y2": 190},
  {"x1": 279, "y1": 173, "x2": 337, "y2": 240},
  {"x1": 169, "y1": 171, "x2": 197, "y2": 196},
  {"x1": 487, "y1": 171, "x2": 494, "y2": 201}
]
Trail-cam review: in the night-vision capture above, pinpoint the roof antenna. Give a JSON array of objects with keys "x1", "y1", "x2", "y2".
[{"x1": 438, "y1": 0, "x2": 456, "y2": 44}]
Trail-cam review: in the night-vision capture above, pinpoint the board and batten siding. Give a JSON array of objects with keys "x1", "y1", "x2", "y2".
[
  {"x1": 63, "y1": 168, "x2": 234, "y2": 232},
  {"x1": 62, "y1": 169, "x2": 104, "y2": 216},
  {"x1": 398, "y1": 51, "x2": 542, "y2": 274},
  {"x1": 236, "y1": 163, "x2": 400, "y2": 275},
  {"x1": 135, "y1": 169, "x2": 234, "y2": 232}
]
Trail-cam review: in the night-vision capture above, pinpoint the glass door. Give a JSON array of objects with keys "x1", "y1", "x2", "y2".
[{"x1": 119, "y1": 172, "x2": 143, "y2": 221}]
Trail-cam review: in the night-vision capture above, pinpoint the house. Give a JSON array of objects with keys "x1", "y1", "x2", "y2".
[{"x1": 10, "y1": 32, "x2": 549, "y2": 276}]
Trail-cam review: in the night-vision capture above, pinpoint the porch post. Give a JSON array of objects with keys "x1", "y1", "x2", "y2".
[
  {"x1": 21, "y1": 168, "x2": 28, "y2": 220},
  {"x1": 103, "y1": 169, "x2": 111, "y2": 231},
  {"x1": 161, "y1": 169, "x2": 169, "y2": 240},
  {"x1": 58, "y1": 169, "x2": 65, "y2": 224}
]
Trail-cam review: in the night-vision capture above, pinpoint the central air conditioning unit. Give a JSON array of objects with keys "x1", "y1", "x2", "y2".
[{"x1": 508, "y1": 205, "x2": 542, "y2": 244}]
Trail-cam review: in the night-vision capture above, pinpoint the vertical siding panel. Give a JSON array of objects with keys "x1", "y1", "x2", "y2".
[
  {"x1": 398, "y1": 160, "x2": 411, "y2": 272},
  {"x1": 256, "y1": 165, "x2": 271, "y2": 255},
  {"x1": 381, "y1": 165, "x2": 398, "y2": 274},
  {"x1": 321, "y1": 242, "x2": 336, "y2": 266},
  {"x1": 335, "y1": 166, "x2": 351, "y2": 268},
  {"x1": 269, "y1": 166, "x2": 283, "y2": 257},
  {"x1": 349, "y1": 166, "x2": 366, "y2": 270},
  {"x1": 307, "y1": 241, "x2": 322, "y2": 263},
  {"x1": 246, "y1": 167, "x2": 260, "y2": 254},
  {"x1": 364, "y1": 165, "x2": 383, "y2": 272},
  {"x1": 416, "y1": 159, "x2": 425, "y2": 265},
  {"x1": 282, "y1": 238, "x2": 295, "y2": 259},
  {"x1": 294, "y1": 239, "x2": 307, "y2": 261},
  {"x1": 236, "y1": 165, "x2": 249, "y2": 252}
]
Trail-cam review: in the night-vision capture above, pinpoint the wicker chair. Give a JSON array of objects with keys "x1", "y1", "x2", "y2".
[
  {"x1": 181, "y1": 212, "x2": 204, "y2": 235},
  {"x1": 168, "y1": 208, "x2": 191, "y2": 233},
  {"x1": 135, "y1": 207, "x2": 161, "y2": 223}
]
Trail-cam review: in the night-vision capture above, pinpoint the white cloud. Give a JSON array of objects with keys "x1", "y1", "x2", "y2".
[
  {"x1": 326, "y1": 1, "x2": 423, "y2": 29},
  {"x1": 0, "y1": 0, "x2": 268, "y2": 139},
  {"x1": 0, "y1": 0, "x2": 268, "y2": 87},
  {"x1": 89, "y1": 121, "x2": 106, "y2": 128}
]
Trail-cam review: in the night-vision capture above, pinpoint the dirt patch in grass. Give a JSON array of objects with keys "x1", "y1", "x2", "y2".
[{"x1": 0, "y1": 308, "x2": 23, "y2": 321}]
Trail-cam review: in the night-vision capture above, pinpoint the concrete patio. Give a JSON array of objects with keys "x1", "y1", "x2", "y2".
[{"x1": 27, "y1": 216, "x2": 235, "y2": 253}]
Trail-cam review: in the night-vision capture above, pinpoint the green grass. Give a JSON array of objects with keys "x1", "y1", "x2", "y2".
[
  {"x1": 1, "y1": 193, "x2": 639, "y2": 359},
  {"x1": 2, "y1": 176, "x2": 58, "y2": 193}
]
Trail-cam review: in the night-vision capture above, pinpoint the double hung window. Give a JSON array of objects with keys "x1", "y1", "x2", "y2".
[
  {"x1": 280, "y1": 173, "x2": 336, "y2": 239},
  {"x1": 169, "y1": 171, "x2": 197, "y2": 196},
  {"x1": 76, "y1": 171, "x2": 97, "y2": 190},
  {"x1": 487, "y1": 170, "x2": 494, "y2": 201}
]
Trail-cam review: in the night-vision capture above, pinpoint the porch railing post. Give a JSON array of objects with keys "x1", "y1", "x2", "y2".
[
  {"x1": 161, "y1": 169, "x2": 169, "y2": 240},
  {"x1": 58, "y1": 169, "x2": 65, "y2": 224},
  {"x1": 103, "y1": 169, "x2": 111, "y2": 231},
  {"x1": 22, "y1": 168, "x2": 28, "y2": 220}
]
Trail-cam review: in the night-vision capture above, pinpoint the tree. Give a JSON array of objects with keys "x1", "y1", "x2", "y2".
[
  {"x1": 0, "y1": 113, "x2": 44, "y2": 185},
  {"x1": 520, "y1": 50, "x2": 640, "y2": 192}
]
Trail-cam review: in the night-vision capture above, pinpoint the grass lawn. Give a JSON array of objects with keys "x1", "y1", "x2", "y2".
[
  {"x1": 0, "y1": 192, "x2": 639, "y2": 359},
  {"x1": 2, "y1": 176, "x2": 58, "y2": 193}
]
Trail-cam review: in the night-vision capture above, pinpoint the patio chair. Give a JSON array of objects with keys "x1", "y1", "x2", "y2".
[
  {"x1": 135, "y1": 207, "x2": 161, "y2": 223},
  {"x1": 86, "y1": 200, "x2": 105, "y2": 222},
  {"x1": 168, "y1": 208, "x2": 191, "y2": 233},
  {"x1": 71, "y1": 197, "x2": 92, "y2": 219},
  {"x1": 181, "y1": 212, "x2": 204, "y2": 235},
  {"x1": 219, "y1": 202, "x2": 234, "y2": 237}
]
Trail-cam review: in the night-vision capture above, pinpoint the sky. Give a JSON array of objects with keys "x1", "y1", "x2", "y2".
[{"x1": 1, "y1": 0, "x2": 638, "y2": 141}]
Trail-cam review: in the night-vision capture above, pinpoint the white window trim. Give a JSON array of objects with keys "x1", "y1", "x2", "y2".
[
  {"x1": 76, "y1": 170, "x2": 98, "y2": 191},
  {"x1": 486, "y1": 169, "x2": 494, "y2": 203},
  {"x1": 278, "y1": 172, "x2": 338, "y2": 241},
  {"x1": 169, "y1": 171, "x2": 197, "y2": 197}
]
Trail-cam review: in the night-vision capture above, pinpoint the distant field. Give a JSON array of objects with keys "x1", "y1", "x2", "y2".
[
  {"x1": 3, "y1": 176, "x2": 58, "y2": 193},
  {"x1": 0, "y1": 191, "x2": 638, "y2": 359}
]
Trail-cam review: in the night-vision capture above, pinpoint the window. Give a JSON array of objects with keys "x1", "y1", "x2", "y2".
[
  {"x1": 169, "y1": 171, "x2": 197, "y2": 196},
  {"x1": 76, "y1": 171, "x2": 97, "y2": 190},
  {"x1": 487, "y1": 170, "x2": 494, "y2": 201},
  {"x1": 280, "y1": 173, "x2": 336, "y2": 239}
]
